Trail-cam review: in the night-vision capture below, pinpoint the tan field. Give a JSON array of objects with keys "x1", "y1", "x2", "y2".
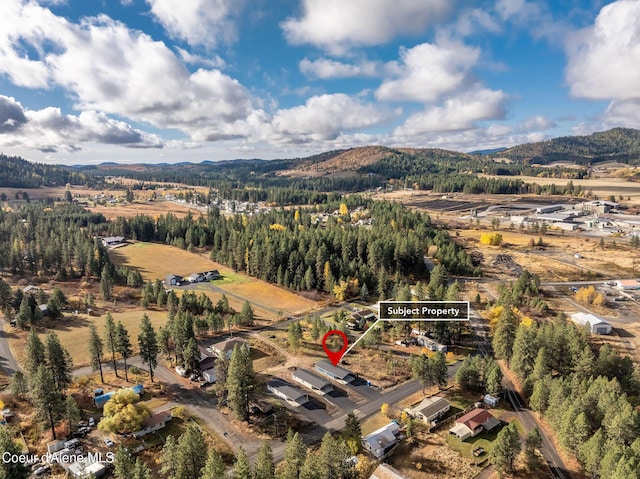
[
  {"x1": 89, "y1": 200, "x2": 206, "y2": 220},
  {"x1": 111, "y1": 242, "x2": 319, "y2": 318},
  {"x1": 9, "y1": 308, "x2": 168, "y2": 368}
]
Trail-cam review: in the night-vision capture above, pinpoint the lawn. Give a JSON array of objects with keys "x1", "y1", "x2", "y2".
[
  {"x1": 361, "y1": 413, "x2": 395, "y2": 436},
  {"x1": 446, "y1": 419, "x2": 521, "y2": 462},
  {"x1": 9, "y1": 308, "x2": 169, "y2": 368}
]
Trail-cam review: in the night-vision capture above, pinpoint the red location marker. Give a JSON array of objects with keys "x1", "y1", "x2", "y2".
[{"x1": 322, "y1": 330, "x2": 349, "y2": 366}]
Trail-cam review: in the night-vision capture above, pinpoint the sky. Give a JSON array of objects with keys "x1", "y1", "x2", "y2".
[{"x1": 0, "y1": 0, "x2": 638, "y2": 165}]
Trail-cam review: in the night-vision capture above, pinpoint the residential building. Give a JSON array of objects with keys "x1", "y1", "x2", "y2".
[
  {"x1": 615, "y1": 279, "x2": 640, "y2": 290},
  {"x1": 67, "y1": 459, "x2": 107, "y2": 479},
  {"x1": 267, "y1": 380, "x2": 309, "y2": 407},
  {"x1": 164, "y1": 274, "x2": 182, "y2": 286},
  {"x1": 133, "y1": 411, "x2": 172, "y2": 438},
  {"x1": 369, "y1": 463, "x2": 409, "y2": 479},
  {"x1": 362, "y1": 422, "x2": 401, "y2": 459},
  {"x1": 315, "y1": 360, "x2": 356, "y2": 384},
  {"x1": 409, "y1": 396, "x2": 450, "y2": 424},
  {"x1": 570, "y1": 312, "x2": 612, "y2": 335},
  {"x1": 449, "y1": 409, "x2": 501, "y2": 440},
  {"x1": 101, "y1": 236, "x2": 125, "y2": 247},
  {"x1": 208, "y1": 337, "x2": 249, "y2": 359},
  {"x1": 292, "y1": 369, "x2": 333, "y2": 395}
]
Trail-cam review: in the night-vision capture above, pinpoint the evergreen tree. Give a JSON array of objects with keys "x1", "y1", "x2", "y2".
[
  {"x1": 176, "y1": 424, "x2": 208, "y2": 479},
  {"x1": 114, "y1": 444, "x2": 135, "y2": 479},
  {"x1": 232, "y1": 446, "x2": 251, "y2": 479},
  {"x1": 45, "y1": 332, "x2": 72, "y2": 393},
  {"x1": 343, "y1": 411, "x2": 362, "y2": 453},
  {"x1": 160, "y1": 435, "x2": 179, "y2": 479},
  {"x1": 64, "y1": 395, "x2": 82, "y2": 435},
  {"x1": 253, "y1": 441, "x2": 274, "y2": 479},
  {"x1": 100, "y1": 266, "x2": 112, "y2": 300},
  {"x1": 492, "y1": 307, "x2": 518, "y2": 365},
  {"x1": 485, "y1": 359, "x2": 504, "y2": 397},
  {"x1": 0, "y1": 426, "x2": 30, "y2": 479},
  {"x1": 137, "y1": 314, "x2": 159, "y2": 382},
  {"x1": 104, "y1": 313, "x2": 119, "y2": 378},
  {"x1": 30, "y1": 365, "x2": 64, "y2": 439},
  {"x1": 280, "y1": 430, "x2": 306, "y2": 479},
  {"x1": 227, "y1": 345, "x2": 255, "y2": 421},
  {"x1": 88, "y1": 321, "x2": 105, "y2": 383},
  {"x1": 490, "y1": 422, "x2": 521, "y2": 473},
  {"x1": 240, "y1": 301, "x2": 254, "y2": 326},
  {"x1": 25, "y1": 328, "x2": 45, "y2": 376},
  {"x1": 115, "y1": 321, "x2": 132, "y2": 382},
  {"x1": 433, "y1": 350, "x2": 448, "y2": 388},
  {"x1": 287, "y1": 321, "x2": 303, "y2": 350},
  {"x1": 132, "y1": 459, "x2": 152, "y2": 479},
  {"x1": 200, "y1": 448, "x2": 226, "y2": 479},
  {"x1": 10, "y1": 370, "x2": 28, "y2": 398},
  {"x1": 524, "y1": 427, "x2": 542, "y2": 470}
]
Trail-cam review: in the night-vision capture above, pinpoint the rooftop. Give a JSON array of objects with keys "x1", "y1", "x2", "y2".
[
  {"x1": 315, "y1": 359, "x2": 355, "y2": 381},
  {"x1": 292, "y1": 368, "x2": 332, "y2": 390}
]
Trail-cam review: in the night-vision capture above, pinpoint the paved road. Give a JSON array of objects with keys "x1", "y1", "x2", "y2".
[{"x1": 0, "y1": 317, "x2": 21, "y2": 377}]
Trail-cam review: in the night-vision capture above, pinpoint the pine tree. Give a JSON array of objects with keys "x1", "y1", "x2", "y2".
[
  {"x1": 226, "y1": 345, "x2": 255, "y2": 421},
  {"x1": 160, "y1": 435, "x2": 179, "y2": 479},
  {"x1": 240, "y1": 301, "x2": 254, "y2": 326},
  {"x1": 100, "y1": 266, "x2": 112, "y2": 300},
  {"x1": 45, "y1": 332, "x2": 72, "y2": 393},
  {"x1": 280, "y1": 430, "x2": 306, "y2": 479},
  {"x1": 64, "y1": 395, "x2": 82, "y2": 435},
  {"x1": 287, "y1": 321, "x2": 303, "y2": 350},
  {"x1": 88, "y1": 321, "x2": 105, "y2": 383},
  {"x1": 132, "y1": 458, "x2": 152, "y2": 479},
  {"x1": 343, "y1": 411, "x2": 362, "y2": 451},
  {"x1": 137, "y1": 314, "x2": 159, "y2": 382},
  {"x1": 25, "y1": 328, "x2": 45, "y2": 376},
  {"x1": 30, "y1": 365, "x2": 64, "y2": 439},
  {"x1": 115, "y1": 321, "x2": 132, "y2": 382},
  {"x1": 490, "y1": 422, "x2": 521, "y2": 473},
  {"x1": 104, "y1": 313, "x2": 119, "y2": 378},
  {"x1": 200, "y1": 448, "x2": 226, "y2": 479},
  {"x1": 176, "y1": 424, "x2": 207, "y2": 479},
  {"x1": 524, "y1": 427, "x2": 542, "y2": 470},
  {"x1": 253, "y1": 441, "x2": 274, "y2": 479},
  {"x1": 10, "y1": 370, "x2": 28, "y2": 398},
  {"x1": 433, "y1": 350, "x2": 448, "y2": 388},
  {"x1": 114, "y1": 444, "x2": 135, "y2": 479},
  {"x1": 232, "y1": 446, "x2": 251, "y2": 479},
  {"x1": 492, "y1": 307, "x2": 518, "y2": 365},
  {"x1": 0, "y1": 426, "x2": 30, "y2": 479}
]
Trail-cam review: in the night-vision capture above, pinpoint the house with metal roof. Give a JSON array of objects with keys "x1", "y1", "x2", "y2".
[
  {"x1": 208, "y1": 337, "x2": 249, "y2": 359},
  {"x1": 292, "y1": 369, "x2": 333, "y2": 395},
  {"x1": 409, "y1": 396, "x2": 450, "y2": 424},
  {"x1": 362, "y1": 422, "x2": 401, "y2": 459},
  {"x1": 369, "y1": 463, "x2": 409, "y2": 479},
  {"x1": 315, "y1": 360, "x2": 356, "y2": 384},
  {"x1": 267, "y1": 380, "x2": 309, "y2": 407},
  {"x1": 570, "y1": 312, "x2": 612, "y2": 335}
]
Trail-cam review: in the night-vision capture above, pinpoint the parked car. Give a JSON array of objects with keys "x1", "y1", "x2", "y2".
[
  {"x1": 71, "y1": 430, "x2": 86, "y2": 439},
  {"x1": 103, "y1": 437, "x2": 114, "y2": 448},
  {"x1": 472, "y1": 447, "x2": 485, "y2": 457},
  {"x1": 88, "y1": 417, "x2": 95, "y2": 428},
  {"x1": 33, "y1": 464, "x2": 51, "y2": 476}
]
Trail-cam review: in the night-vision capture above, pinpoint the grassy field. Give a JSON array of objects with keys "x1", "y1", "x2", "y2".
[
  {"x1": 111, "y1": 242, "x2": 318, "y2": 318},
  {"x1": 9, "y1": 308, "x2": 168, "y2": 368}
]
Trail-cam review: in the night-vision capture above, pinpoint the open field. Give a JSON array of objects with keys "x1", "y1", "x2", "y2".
[
  {"x1": 8, "y1": 308, "x2": 168, "y2": 368},
  {"x1": 89, "y1": 199, "x2": 206, "y2": 220},
  {"x1": 454, "y1": 229, "x2": 638, "y2": 281},
  {"x1": 111, "y1": 242, "x2": 318, "y2": 318}
]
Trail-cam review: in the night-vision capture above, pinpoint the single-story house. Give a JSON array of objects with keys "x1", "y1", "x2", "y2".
[
  {"x1": 22, "y1": 285, "x2": 41, "y2": 294},
  {"x1": 570, "y1": 312, "x2": 612, "y2": 335},
  {"x1": 615, "y1": 279, "x2": 640, "y2": 290},
  {"x1": 164, "y1": 274, "x2": 183, "y2": 286},
  {"x1": 101, "y1": 236, "x2": 125, "y2": 247},
  {"x1": 362, "y1": 422, "x2": 401, "y2": 459},
  {"x1": 411, "y1": 331, "x2": 447, "y2": 352},
  {"x1": 369, "y1": 463, "x2": 409, "y2": 479},
  {"x1": 208, "y1": 337, "x2": 249, "y2": 359},
  {"x1": 133, "y1": 411, "x2": 172, "y2": 438},
  {"x1": 267, "y1": 380, "x2": 309, "y2": 407},
  {"x1": 292, "y1": 369, "x2": 333, "y2": 395},
  {"x1": 449, "y1": 409, "x2": 501, "y2": 441},
  {"x1": 409, "y1": 396, "x2": 450, "y2": 424},
  {"x1": 315, "y1": 360, "x2": 356, "y2": 384},
  {"x1": 67, "y1": 459, "x2": 107, "y2": 479}
]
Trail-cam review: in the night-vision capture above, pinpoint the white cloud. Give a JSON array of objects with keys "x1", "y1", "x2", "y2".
[
  {"x1": 145, "y1": 0, "x2": 244, "y2": 48},
  {"x1": 0, "y1": 95, "x2": 162, "y2": 153},
  {"x1": 299, "y1": 57, "x2": 379, "y2": 79},
  {"x1": 566, "y1": 0, "x2": 640, "y2": 101},
  {"x1": 176, "y1": 47, "x2": 225, "y2": 68},
  {"x1": 281, "y1": 0, "x2": 453, "y2": 55},
  {"x1": 268, "y1": 94, "x2": 394, "y2": 144},
  {"x1": 519, "y1": 115, "x2": 555, "y2": 131},
  {"x1": 393, "y1": 87, "x2": 508, "y2": 136},
  {"x1": 603, "y1": 99, "x2": 640, "y2": 128},
  {"x1": 0, "y1": 1, "x2": 254, "y2": 142},
  {"x1": 376, "y1": 41, "x2": 480, "y2": 103}
]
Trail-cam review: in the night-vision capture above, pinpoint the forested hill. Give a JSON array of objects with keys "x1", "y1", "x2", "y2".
[
  {"x1": 0, "y1": 153, "x2": 97, "y2": 188},
  {"x1": 491, "y1": 127, "x2": 640, "y2": 165}
]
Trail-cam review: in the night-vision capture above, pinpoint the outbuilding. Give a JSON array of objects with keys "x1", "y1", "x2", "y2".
[
  {"x1": 267, "y1": 380, "x2": 309, "y2": 407},
  {"x1": 292, "y1": 369, "x2": 333, "y2": 395},
  {"x1": 615, "y1": 279, "x2": 640, "y2": 290},
  {"x1": 570, "y1": 312, "x2": 612, "y2": 335},
  {"x1": 315, "y1": 360, "x2": 356, "y2": 384}
]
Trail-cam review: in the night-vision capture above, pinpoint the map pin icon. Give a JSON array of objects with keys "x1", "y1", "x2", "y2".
[{"x1": 322, "y1": 330, "x2": 348, "y2": 366}]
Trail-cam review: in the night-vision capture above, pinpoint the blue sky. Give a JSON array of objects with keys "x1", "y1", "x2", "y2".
[{"x1": 0, "y1": 0, "x2": 638, "y2": 164}]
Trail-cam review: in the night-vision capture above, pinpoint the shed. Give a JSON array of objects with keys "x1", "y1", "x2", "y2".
[
  {"x1": 570, "y1": 312, "x2": 612, "y2": 335},
  {"x1": 483, "y1": 394, "x2": 500, "y2": 407},
  {"x1": 164, "y1": 274, "x2": 182, "y2": 286}
]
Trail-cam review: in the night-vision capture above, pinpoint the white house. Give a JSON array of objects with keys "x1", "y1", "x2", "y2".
[
  {"x1": 362, "y1": 422, "x2": 401, "y2": 459},
  {"x1": 101, "y1": 236, "x2": 125, "y2": 248},
  {"x1": 292, "y1": 369, "x2": 333, "y2": 395},
  {"x1": 570, "y1": 312, "x2": 612, "y2": 335},
  {"x1": 409, "y1": 396, "x2": 450, "y2": 424},
  {"x1": 315, "y1": 360, "x2": 356, "y2": 384},
  {"x1": 164, "y1": 274, "x2": 182, "y2": 286},
  {"x1": 208, "y1": 337, "x2": 249, "y2": 359},
  {"x1": 267, "y1": 380, "x2": 309, "y2": 407},
  {"x1": 133, "y1": 411, "x2": 172, "y2": 439}
]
